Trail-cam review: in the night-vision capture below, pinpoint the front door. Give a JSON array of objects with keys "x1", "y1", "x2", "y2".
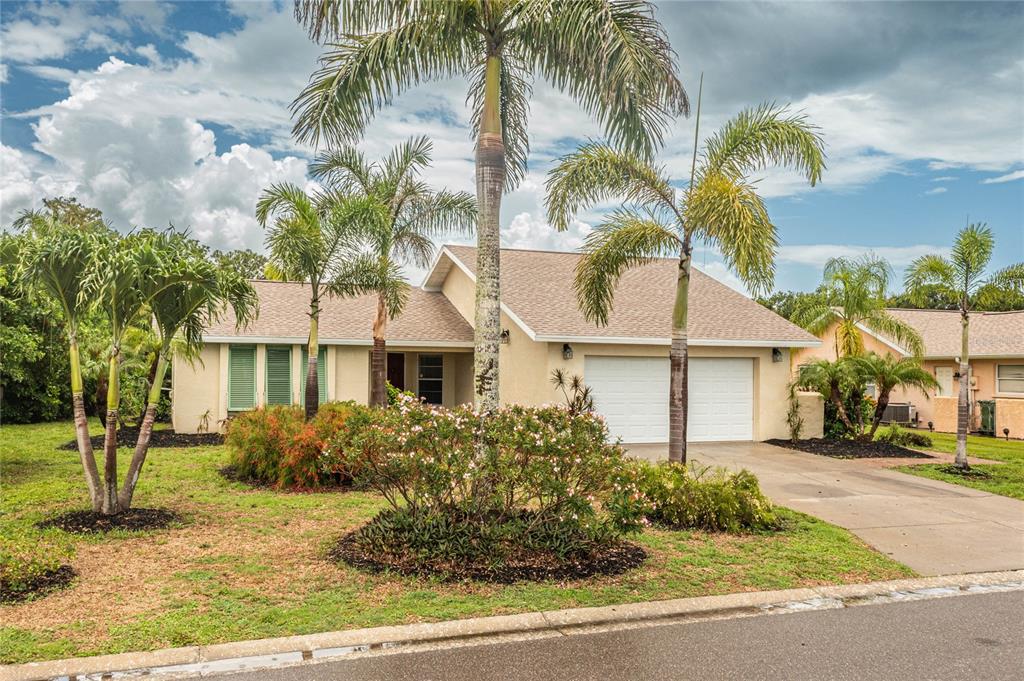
[{"x1": 387, "y1": 353, "x2": 405, "y2": 391}]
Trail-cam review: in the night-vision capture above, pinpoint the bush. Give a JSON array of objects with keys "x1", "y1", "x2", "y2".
[
  {"x1": 224, "y1": 402, "x2": 358, "y2": 489},
  {"x1": 328, "y1": 397, "x2": 646, "y2": 574},
  {"x1": 630, "y1": 461, "x2": 779, "y2": 533},
  {"x1": 824, "y1": 390, "x2": 874, "y2": 439},
  {"x1": 875, "y1": 424, "x2": 932, "y2": 448},
  {"x1": 0, "y1": 530, "x2": 74, "y2": 603}
]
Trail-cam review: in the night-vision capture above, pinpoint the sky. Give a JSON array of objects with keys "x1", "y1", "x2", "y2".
[{"x1": 1, "y1": 0, "x2": 1022, "y2": 295}]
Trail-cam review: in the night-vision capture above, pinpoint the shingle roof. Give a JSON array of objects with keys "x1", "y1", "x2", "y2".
[
  {"x1": 440, "y1": 245, "x2": 818, "y2": 346},
  {"x1": 204, "y1": 281, "x2": 474, "y2": 345},
  {"x1": 886, "y1": 308, "x2": 1024, "y2": 358}
]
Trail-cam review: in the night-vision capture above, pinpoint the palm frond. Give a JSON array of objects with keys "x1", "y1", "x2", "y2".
[
  {"x1": 380, "y1": 135, "x2": 433, "y2": 198},
  {"x1": 308, "y1": 146, "x2": 375, "y2": 195},
  {"x1": 792, "y1": 302, "x2": 839, "y2": 337},
  {"x1": 861, "y1": 310, "x2": 925, "y2": 358},
  {"x1": 904, "y1": 254, "x2": 957, "y2": 305},
  {"x1": 545, "y1": 141, "x2": 676, "y2": 231},
  {"x1": 294, "y1": 0, "x2": 419, "y2": 42},
  {"x1": 573, "y1": 211, "x2": 680, "y2": 325},
  {"x1": 700, "y1": 102, "x2": 825, "y2": 185},
  {"x1": 951, "y1": 222, "x2": 994, "y2": 291},
  {"x1": 396, "y1": 188, "x2": 477, "y2": 238}
]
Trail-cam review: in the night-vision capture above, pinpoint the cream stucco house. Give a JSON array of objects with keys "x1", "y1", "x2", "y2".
[
  {"x1": 792, "y1": 308, "x2": 1024, "y2": 437},
  {"x1": 172, "y1": 246, "x2": 824, "y2": 448}
]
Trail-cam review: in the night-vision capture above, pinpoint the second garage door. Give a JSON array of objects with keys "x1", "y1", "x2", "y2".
[{"x1": 584, "y1": 356, "x2": 754, "y2": 443}]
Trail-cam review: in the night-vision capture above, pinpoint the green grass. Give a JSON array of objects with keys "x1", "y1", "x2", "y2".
[
  {"x1": 1, "y1": 421, "x2": 913, "y2": 664},
  {"x1": 897, "y1": 431, "x2": 1024, "y2": 500}
]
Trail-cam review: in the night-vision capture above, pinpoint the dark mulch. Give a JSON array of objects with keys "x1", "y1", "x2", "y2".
[
  {"x1": 58, "y1": 427, "x2": 223, "y2": 451},
  {"x1": 36, "y1": 507, "x2": 181, "y2": 534},
  {"x1": 765, "y1": 438, "x2": 935, "y2": 459},
  {"x1": 935, "y1": 464, "x2": 993, "y2": 479},
  {"x1": 329, "y1": 531, "x2": 647, "y2": 584},
  {"x1": 218, "y1": 465, "x2": 353, "y2": 492},
  {"x1": 0, "y1": 565, "x2": 77, "y2": 605}
]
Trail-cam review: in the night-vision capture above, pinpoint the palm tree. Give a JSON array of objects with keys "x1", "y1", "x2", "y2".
[
  {"x1": 18, "y1": 214, "x2": 105, "y2": 511},
  {"x1": 256, "y1": 183, "x2": 376, "y2": 419},
  {"x1": 309, "y1": 136, "x2": 475, "y2": 406},
  {"x1": 291, "y1": 0, "x2": 689, "y2": 412},
  {"x1": 848, "y1": 353, "x2": 938, "y2": 440},
  {"x1": 793, "y1": 254, "x2": 923, "y2": 358},
  {"x1": 546, "y1": 100, "x2": 825, "y2": 463},
  {"x1": 796, "y1": 358, "x2": 860, "y2": 435},
  {"x1": 118, "y1": 231, "x2": 258, "y2": 510},
  {"x1": 904, "y1": 223, "x2": 1024, "y2": 469}
]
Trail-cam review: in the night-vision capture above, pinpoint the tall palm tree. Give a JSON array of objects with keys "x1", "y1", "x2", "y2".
[
  {"x1": 18, "y1": 214, "x2": 105, "y2": 511},
  {"x1": 119, "y1": 231, "x2": 258, "y2": 510},
  {"x1": 793, "y1": 254, "x2": 923, "y2": 358},
  {"x1": 310, "y1": 136, "x2": 475, "y2": 406},
  {"x1": 546, "y1": 100, "x2": 825, "y2": 463},
  {"x1": 848, "y1": 353, "x2": 938, "y2": 440},
  {"x1": 904, "y1": 223, "x2": 1024, "y2": 469},
  {"x1": 256, "y1": 183, "x2": 376, "y2": 419},
  {"x1": 291, "y1": 0, "x2": 688, "y2": 411}
]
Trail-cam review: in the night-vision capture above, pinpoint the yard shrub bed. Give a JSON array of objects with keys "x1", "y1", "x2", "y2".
[
  {"x1": 328, "y1": 397, "x2": 648, "y2": 580},
  {"x1": 223, "y1": 402, "x2": 358, "y2": 489},
  {"x1": 0, "y1": 531, "x2": 75, "y2": 604},
  {"x1": 630, "y1": 462, "x2": 781, "y2": 532}
]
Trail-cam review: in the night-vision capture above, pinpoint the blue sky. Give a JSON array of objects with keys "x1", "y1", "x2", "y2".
[{"x1": 2, "y1": 1, "x2": 1022, "y2": 294}]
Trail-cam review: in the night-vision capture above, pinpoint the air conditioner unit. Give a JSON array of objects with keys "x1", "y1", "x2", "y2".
[{"x1": 882, "y1": 403, "x2": 917, "y2": 425}]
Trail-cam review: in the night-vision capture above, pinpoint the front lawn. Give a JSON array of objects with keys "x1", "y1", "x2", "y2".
[
  {"x1": 898, "y1": 431, "x2": 1024, "y2": 500},
  {"x1": 1, "y1": 421, "x2": 912, "y2": 664}
]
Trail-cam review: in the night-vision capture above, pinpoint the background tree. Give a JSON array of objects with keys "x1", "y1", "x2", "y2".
[
  {"x1": 256, "y1": 183, "x2": 373, "y2": 419},
  {"x1": 546, "y1": 100, "x2": 825, "y2": 463},
  {"x1": 904, "y1": 223, "x2": 1024, "y2": 469},
  {"x1": 756, "y1": 287, "x2": 828, "y2": 322},
  {"x1": 210, "y1": 248, "x2": 269, "y2": 280},
  {"x1": 292, "y1": 0, "x2": 688, "y2": 411},
  {"x1": 310, "y1": 136, "x2": 475, "y2": 406},
  {"x1": 848, "y1": 353, "x2": 938, "y2": 440},
  {"x1": 792, "y1": 254, "x2": 923, "y2": 358}
]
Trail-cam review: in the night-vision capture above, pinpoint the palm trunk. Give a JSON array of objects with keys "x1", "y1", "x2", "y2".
[
  {"x1": 118, "y1": 350, "x2": 168, "y2": 510},
  {"x1": 473, "y1": 53, "x2": 504, "y2": 413},
  {"x1": 867, "y1": 390, "x2": 889, "y2": 440},
  {"x1": 370, "y1": 294, "x2": 388, "y2": 407},
  {"x1": 305, "y1": 299, "x2": 320, "y2": 420},
  {"x1": 668, "y1": 252, "x2": 691, "y2": 463},
  {"x1": 70, "y1": 336, "x2": 102, "y2": 512},
  {"x1": 955, "y1": 312, "x2": 970, "y2": 469},
  {"x1": 101, "y1": 348, "x2": 120, "y2": 515},
  {"x1": 829, "y1": 385, "x2": 857, "y2": 433}
]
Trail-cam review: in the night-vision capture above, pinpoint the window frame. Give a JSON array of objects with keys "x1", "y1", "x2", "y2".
[
  {"x1": 996, "y1": 364, "x2": 1024, "y2": 396},
  {"x1": 265, "y1": 345, "x2": 293, "y2": 406},
  {"x1": 227, "y1": 344, "x2": 257, "y2": 412},
  {"x1": 417, "y1": 354, "x2": 444, "y2": 405}
]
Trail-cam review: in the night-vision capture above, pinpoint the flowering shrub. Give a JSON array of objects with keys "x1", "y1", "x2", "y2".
[
  {"x1": 329, "y1": 396, "x2": 647, "y2": 571},
  {"x1": 630, "y1": 461, "x2": 779, "y2": 532},
  {"x1": 224, "y1": 402, "x2": 358, "y2": 489},
  {"x1": 0, "y1": 529, "x2": 74, "y2": 603}
]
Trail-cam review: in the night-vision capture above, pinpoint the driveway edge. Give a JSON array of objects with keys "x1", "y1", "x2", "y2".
[{"x1": 4, "y1": 570, "x2": 1023, "y2": 681}]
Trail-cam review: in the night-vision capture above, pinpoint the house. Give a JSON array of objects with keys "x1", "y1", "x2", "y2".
[
  {"x1": 793, "y1": 308, "x2": 1024, "y2": 437},
  {"x1": 172, "y1": 246, "x2": 824, "y2": 450}
]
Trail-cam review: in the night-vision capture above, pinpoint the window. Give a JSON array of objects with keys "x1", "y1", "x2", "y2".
[
  {"x1": 417, "y1": 354, "x2": 443, "y2": 404},
  {"x1": 935, "y1": 366, "x2": 954, "y2": 396},
  {"x1": 227, "y1": 345, "x2": 256, "y2": 411},
  {"x1": 300, "y1": 346, "x2": 328, "y2": 404},
  {"x1": 997, "y1": 365, "x2": 1024, "y2": 394},
  {"x1": 864, "y1": 382, "x2": 877, "y2": 399},
  {"x1": 265, "y1": 346, "x2": 292, "y2": 405}
]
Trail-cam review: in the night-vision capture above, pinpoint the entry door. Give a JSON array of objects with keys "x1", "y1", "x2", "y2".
[
  {"x1": 387, "y1": 353, "x2": 406, "y2": 390},
  {"x1": 584, "y1": 356, "x2": 754, "y2": 443}
]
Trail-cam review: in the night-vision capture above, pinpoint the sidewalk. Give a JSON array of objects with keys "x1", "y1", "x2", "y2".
[{"x1": 686, "y1": 442, "x2": 1024, "y2": 575}]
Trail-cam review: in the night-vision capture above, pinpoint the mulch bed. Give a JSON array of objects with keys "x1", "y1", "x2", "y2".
[
  {"x1": 36, "y1": 508, "x2": 181, "y2": 534},
  {"x1": 0, "y1": 565, "x2": 76, "y2": 605},
  {"x1": 329, "y1": 531, "x2": 647, "y2": 584},
  {"x1": 58, "y1": 427, "x2": 223, "y2": 451},
  {"x1": 765, "y1": 438, "x2": 935, "y2": 460}
]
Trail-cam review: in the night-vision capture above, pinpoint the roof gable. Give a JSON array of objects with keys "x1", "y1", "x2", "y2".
[{"x1": 885, "y1": 308, "x2": 1024, "y2": 358}]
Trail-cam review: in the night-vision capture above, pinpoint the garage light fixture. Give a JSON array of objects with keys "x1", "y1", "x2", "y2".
[
  {"x1": 500, "y1": 329, "x2": 510, "y2": 344},
  {"x1": 772, "y1": 348, "x2": 783, "y2": 363},
  {"x1": 562, "y1": 343, "x2": 573, "y2": 360}
]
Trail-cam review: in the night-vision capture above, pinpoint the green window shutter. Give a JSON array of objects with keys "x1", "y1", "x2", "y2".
[
  {"x1": 301, "y1": 347, "x2": 328, "y2": 404},
  {"x1": 265, "y1": 346, "x2": 292, "y2": 405},
  {"x1": 228, "y1": 345, "x2": 256, "y2": 411}
]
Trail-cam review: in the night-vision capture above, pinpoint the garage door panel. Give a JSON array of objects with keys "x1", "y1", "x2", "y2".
[{"x1": 585, "y1": 356, "x2": 753, "y2": 443}]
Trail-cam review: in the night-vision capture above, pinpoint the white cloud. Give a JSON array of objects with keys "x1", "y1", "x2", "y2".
[
  {"x1": 931, "y1": 176, "x2": 957, "y2": 182},
  {"x1": 981, "y1": 169, "x2": 1024, "y2": 184},
  {"x1": 924, "y1": 187, "x2": 948, "y2": 195},
  {"x1": 776, "y1": 244, "x2": 946, "y2": 269}
]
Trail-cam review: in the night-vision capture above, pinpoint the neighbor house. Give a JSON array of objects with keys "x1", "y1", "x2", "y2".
[
  {"x1": 173, "y1": 246, "x2": 824, "y2": 450},
  {"x1": 793, "y1": 308, "x2": 1024, "y2": 437}
]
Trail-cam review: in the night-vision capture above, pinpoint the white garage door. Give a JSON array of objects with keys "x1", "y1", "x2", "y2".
[{"x1": 584, "y1": 356, "x2": 754, "y2": 443}]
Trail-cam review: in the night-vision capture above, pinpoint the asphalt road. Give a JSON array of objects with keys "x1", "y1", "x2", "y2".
[{"x1": 208, "y1": 590, "x2": 1024, "y2": 681}]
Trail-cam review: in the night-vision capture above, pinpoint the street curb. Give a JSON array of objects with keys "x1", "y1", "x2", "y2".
[{"x1": 4, "y1": 570, "x2": 1022, "y2": 681}]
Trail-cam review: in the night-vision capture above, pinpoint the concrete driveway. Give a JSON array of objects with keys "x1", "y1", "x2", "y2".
[{"x1": 632, "y1": 442, "x2": 1024, "y2": 576}]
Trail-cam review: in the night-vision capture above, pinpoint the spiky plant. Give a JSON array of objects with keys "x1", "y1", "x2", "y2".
[
  {"x1": 793, "y1": 254, "x2": 923, "y2": 358},
  {"x1": 309, "y1": 136, "x2": 475, "y2": 406},
  {"x1": 546, "y1": 96, "x2": 825, "y2": 462},
  {"x1": 904, "y1": 223, "x2": 1024, "y2": 469},
  {"x1": 291, "y1": 0, "x2": 688, "y2": 411}
]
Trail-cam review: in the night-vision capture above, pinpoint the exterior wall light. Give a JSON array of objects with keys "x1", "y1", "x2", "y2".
[
  {"x1": 772, "y1": 348, "x2": 783, "y2": 363},
  {"x1": 500, "y1": 329, "x2": 510, "y2": 344},
  {"x1": 562, "y1": 343, "x2": 573, "y2": 360}
]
